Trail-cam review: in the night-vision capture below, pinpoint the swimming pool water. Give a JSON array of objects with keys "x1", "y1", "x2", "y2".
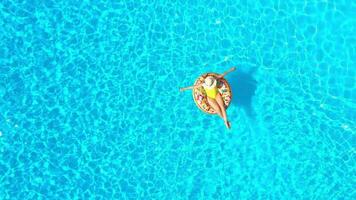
[{"x1": 0, "y1": 0, "x2": 355, "y2": 199}]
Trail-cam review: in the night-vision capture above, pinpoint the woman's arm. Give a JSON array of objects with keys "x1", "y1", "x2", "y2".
[
  {"x1": 180, "y1": 83, "x2": 203, "y2": 92},
  {"x1": 217, "y1": 67, "x2": 236, "y2": 78},
  {"x1": 180, "y1": 86, "x2": 194, "y2": 92}
]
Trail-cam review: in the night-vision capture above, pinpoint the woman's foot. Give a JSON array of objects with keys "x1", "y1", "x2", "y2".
[{"x1": 225, "y1": 121, "x2": 231, "y2": 129}]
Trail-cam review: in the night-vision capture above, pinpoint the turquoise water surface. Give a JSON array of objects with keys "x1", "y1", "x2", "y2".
[{"x1": 1, "y1": 0, "x2": 355, "y2": 199}]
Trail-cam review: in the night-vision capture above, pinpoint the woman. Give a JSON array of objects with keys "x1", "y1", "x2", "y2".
[{"x1": 180, "y1": 67, "x2": 236, "y2": 129}]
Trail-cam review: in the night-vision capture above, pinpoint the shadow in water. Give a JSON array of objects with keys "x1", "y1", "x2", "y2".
[{"x1": 228, "y1": 69, "x2": 257, "y2": 117}]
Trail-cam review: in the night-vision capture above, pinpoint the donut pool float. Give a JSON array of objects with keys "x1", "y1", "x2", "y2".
[{"x1": 193, "y1": 73, "x2": 232, "y2": 114}]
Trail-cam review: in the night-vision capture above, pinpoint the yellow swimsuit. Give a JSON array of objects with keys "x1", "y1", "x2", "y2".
[{"x1": 204, "y1": 87, "x2": 218, "y2": 99}]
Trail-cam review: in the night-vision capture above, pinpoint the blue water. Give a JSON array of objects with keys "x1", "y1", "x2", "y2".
[{"x1": 0, "y1": 0, "x2": 355, "y2": 199}]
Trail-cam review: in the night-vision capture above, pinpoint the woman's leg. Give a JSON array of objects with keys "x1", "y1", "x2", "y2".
[
  {"x1": 216, "y1": 93, "x2": 231, "y2": 128},
  {"x1": 207, "y1": 97, "x2": 223, "y2": 119}
]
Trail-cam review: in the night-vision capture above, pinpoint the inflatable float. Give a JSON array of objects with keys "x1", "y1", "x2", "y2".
[{"x1": 193, "y1": 73, "x2": 232, "y2": 114}]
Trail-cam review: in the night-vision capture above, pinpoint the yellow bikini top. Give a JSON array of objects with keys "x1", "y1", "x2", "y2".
[{"x1": 204, "y1": 86, "x2": 218, "y2": 99}]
